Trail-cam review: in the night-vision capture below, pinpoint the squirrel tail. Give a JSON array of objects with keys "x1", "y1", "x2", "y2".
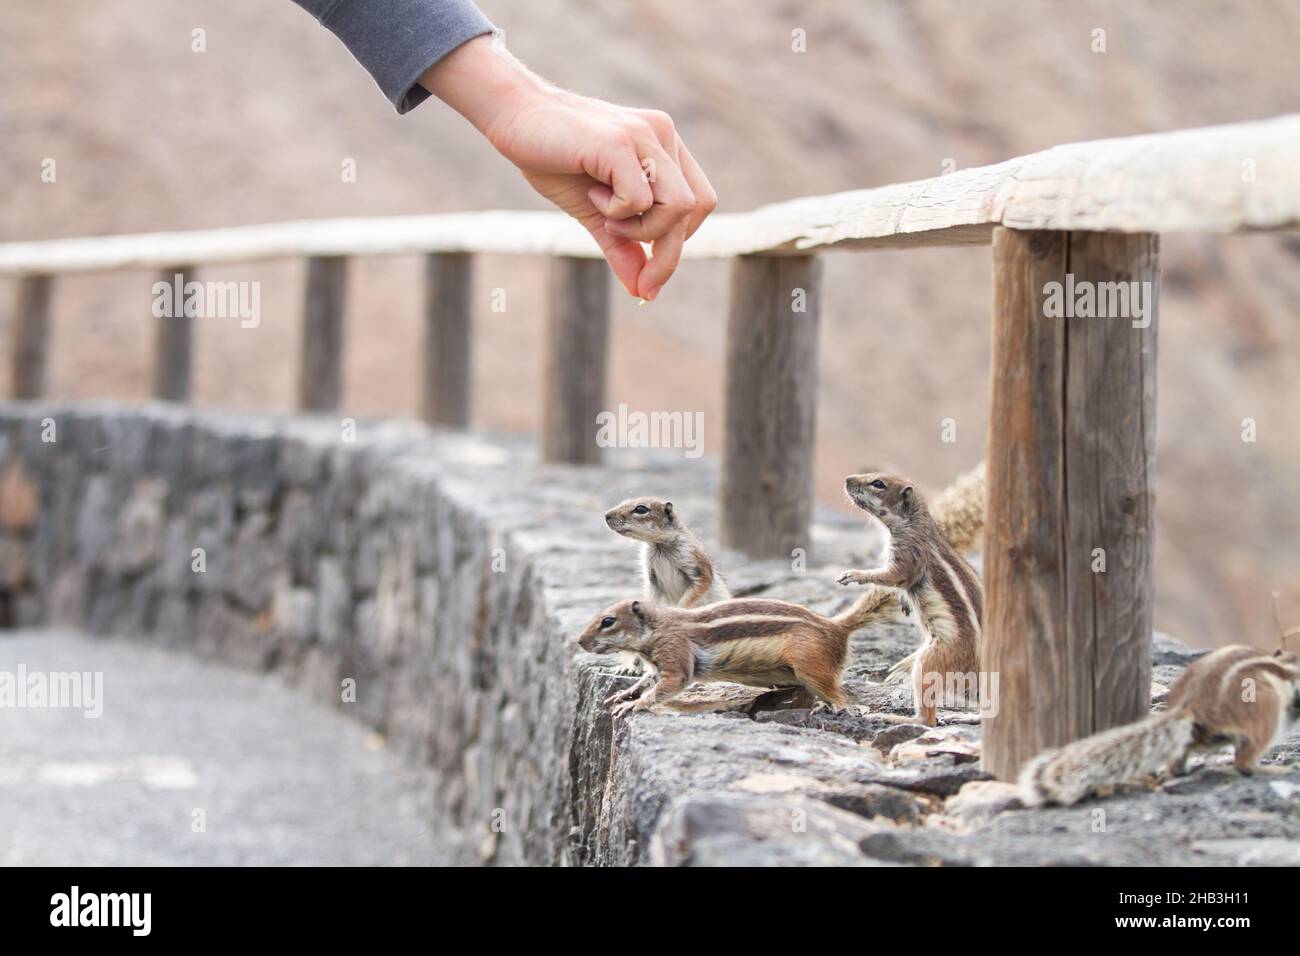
[
  {"x1": 930, "y1": 460, "x2": 986, "y2": 554},
  {"x1": 1018, "y1": 710, "x2": 1196, "y2": 807},
  {"x1": 885, "y1": 651, "x2": 915, "y2": 684},
  {"x1": 833, "y1": 586, "x2": 897, "y2": 633}
]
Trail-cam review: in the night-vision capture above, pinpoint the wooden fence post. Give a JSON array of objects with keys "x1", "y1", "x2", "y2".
[
  {"x1": 421, "y1": 252, "x2": 473, "y2": 427},
  {"x1": 541, "y1": 257, "x2": 609, "y2": 464},
  {"x1": 982, "y1": 227, "x2": 1159, "y2": 781},
  {"x1": 153, "y1": 266, "x2": 194, "y2": 401},
  {"x1": 298, "y1": 256, "x2": 347, "y2": 412},
  {"x1": 720, "y1": 255, "x2": 822, "y2": 559},
  {"x1": 11, "y1": 274, "x2": 52, "y2": 399}
]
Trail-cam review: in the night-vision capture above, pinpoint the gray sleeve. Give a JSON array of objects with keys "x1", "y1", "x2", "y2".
[{"x1": 291, "y1": 0, "x2": 494, "y2": 114}]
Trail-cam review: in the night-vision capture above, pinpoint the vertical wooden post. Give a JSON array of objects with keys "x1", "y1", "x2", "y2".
[
  {"x1": 720, "y1": 255, "x2": 822, "y2": 559},
  {"x1": 982, "y1": 227, "x2": 1159, "y2": 781},
  {"x1": 11, "y1": 274, "x2": 52, "y2": 399},
  {"x1": 541, "y1": 257, "x2": 609, "y2": 464},
  {"x1": 153, "y1": 266, "x2": 194, "y2": 402},
  {"x1": 421, "y1": 253, "x2": 473, "y2": 427},
  {"x1": 298, "y1": 256, "x2": 347, "y2": 412}
]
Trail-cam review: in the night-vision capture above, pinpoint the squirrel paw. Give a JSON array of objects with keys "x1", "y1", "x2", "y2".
[
  {"x1": 1254, "y1": 763, "x2": 1296, "y2": 776},
  {"x1": 837, "y1": 571, "x2": 867, "y2": 587},
  {"x1": 610, "y1": 698, "x2": 645, "y2": 720},
  {"x1": 602, "y1": 683, "x2": 646, "y2": 707}
]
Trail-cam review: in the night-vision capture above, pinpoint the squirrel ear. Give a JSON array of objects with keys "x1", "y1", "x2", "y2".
[
  {"x1": 664, "y1": 501, "x2": 674, "y2": 520},
  {"x1": 631, "y1": 600, "x2": 644, "y2": 619},
  {"x1": 902, "y1": 485, "x2": 913, "y2": 500}
]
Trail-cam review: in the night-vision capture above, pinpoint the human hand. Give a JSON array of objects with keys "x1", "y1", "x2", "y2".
[{"x1": 420, "y1": 35, "x2": 717, "y2": 300}]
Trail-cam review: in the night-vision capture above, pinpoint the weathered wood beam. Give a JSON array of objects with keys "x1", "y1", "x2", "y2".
[
  {"x1": 421, "y1": 253, "x2": 473, "y2": 428},
  {"x1": 10, "y1": 274, "x2": 52, "y2": 399},
  {"x1": 298, "y1": 256, "x2": 347, "y2": 413},
  {"x1": 1, "y1": 113, "x2": 1295, "y2": 273},
  {"x1": 153, "y1": 266, "x2": 194, "y2": 402},
  {"x1": 541, "y1": 257, "x2": 609, "y2": 464},
  {"x1": 982, "y1": 227, "x2": 1159, "y2": 781},
  {"x1": 720, "y1": 255, "x2": 822, "y2": 559}
]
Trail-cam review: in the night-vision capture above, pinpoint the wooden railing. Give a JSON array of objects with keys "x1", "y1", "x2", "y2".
[{"x1": 3, "y1": 113, "x2": 1298, "y2": 779}]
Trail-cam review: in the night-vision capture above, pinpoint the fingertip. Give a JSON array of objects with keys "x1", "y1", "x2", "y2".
[{"x1": 636, "y1": 273, "x2": 668, "y2": 301}]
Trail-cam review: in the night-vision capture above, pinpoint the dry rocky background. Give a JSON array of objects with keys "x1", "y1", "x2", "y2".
[{"x1": 1, "y1": 0, "x2": 1299, "y2": 650}]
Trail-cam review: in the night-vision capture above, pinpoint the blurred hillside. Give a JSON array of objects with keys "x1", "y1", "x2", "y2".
[{"x1": 1, "y1": 0, "x2": 1298, "y2": 648}]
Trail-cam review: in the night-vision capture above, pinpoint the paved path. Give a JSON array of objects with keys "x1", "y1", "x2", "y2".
[{"x1": 0, "y1": 630, "x2": 444, "y2": 865}]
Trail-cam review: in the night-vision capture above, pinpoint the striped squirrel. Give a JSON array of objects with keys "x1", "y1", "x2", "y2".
[
  {"x1": 837, "y1": 472, "x2": 983, "y2": 725},
  {"x1": 604, "y1": 461, "x2": 985, "y2": 612},
  {"x1": 577, "y1": 591, "x2": 893, "y2": 717},
  {"x1": 605, "y1": 498, "x2": 732, "y2": 607},
  {"x1": 1020, "y1": 644, "x2": 1300, "y2": 806}
]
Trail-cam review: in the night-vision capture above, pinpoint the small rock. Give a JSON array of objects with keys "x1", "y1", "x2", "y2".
[
  {"x1": 871, "y1": 723, "x2": 929, "y2": 751},
  {"x1": 749, "y1": 686, "x2": 815, "y2": 712},
  {"x1": 1268, "y1": 780, "x2": 1300, "y2": 800},
  {"x1": 649, "y1": 792, "x2": 888, "y2": 867},
  {"x1": 733, "y1": 771, "x2": 809, "y2": 794},
  {"x1": 0, "y1": 539, "x2": 32, "y2": 588},
  {"x1": 944, "y1": 780, "x2": 1022, "y2": 825},
  {"x1": 823, "y1": 785, "x2": 929, "y2": 824},
  {"x1": 114, "y1": 479, "x2": 167, "y2": 572},
  {"x1": 316, "y1": 556, "x2": 350, "y2": 647},
  {"x1": 1193, "y1": 838, "x2": 1300, "y2": 866},
  {"x1": 273, "y1": 579, "x2": 317, "y2": 646},
  {"x1": 891, "y1": 726, "x2": 981, "y2": 764},
  {"x1": 1153, "y1": 631, "x2": 1204, "y2": 666},
  {"x1": 0, "y1": 462, "x2": 38, "y2": 531},
  {"x1": 75, "y1": 475, "x2": 115, "y2": 567},
  {"x1": 863, "y1": 754, "x2": 991, "y2": 797}
]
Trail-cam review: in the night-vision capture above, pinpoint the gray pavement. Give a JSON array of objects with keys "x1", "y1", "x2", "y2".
[{"x1": 0, "y1": 630, "x2": 445, "y2": 865}]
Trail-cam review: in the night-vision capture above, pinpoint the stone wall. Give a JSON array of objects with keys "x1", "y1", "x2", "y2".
[
  {"x1": 0, "y1": 404, "x2": 589, "y2": 863},
  {"x1": 3, "y1": 402, "x2": 1298, "y2": 867}
]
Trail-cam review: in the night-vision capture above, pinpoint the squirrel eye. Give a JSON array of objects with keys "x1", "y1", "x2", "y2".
[
  {"x1": 633, "y1": 505, "x2": 649, "y2": 515},
  {"x1": 600, "y1": 616, "x2": 616, "y2": 629},
  {"x1": 870, "y1": 479, "x2": 886, "y2": 490}
]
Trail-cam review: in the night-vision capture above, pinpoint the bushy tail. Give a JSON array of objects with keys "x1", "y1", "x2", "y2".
[
  {"x1": 833, "y1": 586, "x2": 897, "y2": 633},
  {"x1": 930, "y1": 460, "x2": 986, "y2": 554},
  {"x1": 1018, "y1": 711, "x2": 1196, "y2": 807},
  {"x1": 885, "y1": 651, "x2": 915, "y2": 684}
]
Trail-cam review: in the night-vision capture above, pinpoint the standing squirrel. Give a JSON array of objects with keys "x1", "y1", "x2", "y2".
[
  {"x1": 606, "y1": 462, "x2": 986, "y2": 612},
  {"x1": 837, "y1": 472, "x2": 984, "y2": 725},
  {"x1": 1020, "y1": 645, "x2": 1300, "y2": 806},
  {"x1": 605, "y1": 498, "x2": 732, "y2": 607},
  {"x1": 577, "y1": 590, "x2": 892, "y2": 717}
]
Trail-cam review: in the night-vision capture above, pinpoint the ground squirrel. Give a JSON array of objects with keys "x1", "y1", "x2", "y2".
[
  {"x1": 577, "y1": 591, "x2": 892, "y2": 717},
  {"x1": 837, "y1": 472, "x2": 984, "y2": 725},
  {"x1": 605, "y1": 498, "x2": 732, "y2": 607},
  {"x1": 1020, "y1": 645, "x2": 1300, "y2": 806}
]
